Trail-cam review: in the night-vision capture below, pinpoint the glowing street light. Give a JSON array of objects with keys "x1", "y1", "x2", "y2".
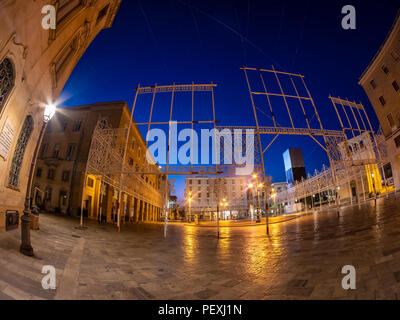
[
  {"x1": 187, "y1": 192, "x2": 192, "y2": 223},
  {"x1": 43, "y1": 103, "x2": 56, "y2": 122},
  {"x1": 21, "y1": 102, "x2": 57, "y2": 256}
]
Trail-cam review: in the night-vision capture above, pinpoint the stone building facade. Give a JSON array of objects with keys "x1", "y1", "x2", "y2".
[
  {"x1": 359, "y1": 11, "x2": 400, "y2": 190},
  {"x1": 0, "y1": 0, "x2": 122, "y2": 229},
  {"x1": 184, "y1": 175, "x2": 264, "y2": 220},
  {"x1": 32, "y1": 101, "x2": 164, "y2": 223}
]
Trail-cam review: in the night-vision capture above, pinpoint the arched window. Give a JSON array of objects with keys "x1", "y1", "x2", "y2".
[
  {"x1": 0, "y1": 58, "x2": 15, "y2": 111},
  {"x1": 8, "y1": 116, "x2": 34, "y2": 188}
]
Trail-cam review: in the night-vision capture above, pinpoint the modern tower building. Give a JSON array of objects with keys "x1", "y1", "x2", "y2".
[{"x1": 283, "y1": 148, "x2": 307, "y2": 186}]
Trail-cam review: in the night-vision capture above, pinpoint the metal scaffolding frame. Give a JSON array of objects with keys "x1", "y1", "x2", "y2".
[
  {"x1": 81, "y1": 67, "x2": 391, "y2": 234},
  {"x1": 82, "y1": 82, "x2": 260, "y2": 235},
  {"x1": 271, "y1": 96, "x2": 389, "y2": 209},
  {"x1": 239, "y1": 67, "x2": 389, "y2": 210}
]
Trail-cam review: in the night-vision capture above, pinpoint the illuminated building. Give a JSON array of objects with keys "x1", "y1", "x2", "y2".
[{"x1": 32, "y1": 101, "x2": 164, "y2": 223}]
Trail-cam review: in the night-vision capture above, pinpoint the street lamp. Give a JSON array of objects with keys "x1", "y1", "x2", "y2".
[
  {"x1": 251, "y1": 174, "x2": 261, "y2": 222},
  {"x1": 187, "y1": 192, "x2": 192, "y2": 223},
  {"x1": 220, "y1": 198, "x2": 228, "y2": 220},
  {"x1": 20, "y1": 102, "x2": 56, "y2": 256},
  {"x1": 371, "y1": 173, "x2": 377, "y2": 203}
]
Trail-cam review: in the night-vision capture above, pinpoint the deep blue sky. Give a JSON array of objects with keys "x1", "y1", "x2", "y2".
[{"x1": 60, "y1": 0, "x2": 399, "y2": 201}]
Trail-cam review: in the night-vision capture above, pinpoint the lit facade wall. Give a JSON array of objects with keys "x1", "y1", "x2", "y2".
[
  {"x1": 359, "y1": 12, "x2": 400, "y2": 190},
  {"x1": 0, "y1": 0, "x2": 121, "y2": 229},
  {"x1": 32, "y1": 101, "x2": 164, "y2": 223},
  {"x1": 184, "y1": 176, "x2": 260, "y2": 219}
]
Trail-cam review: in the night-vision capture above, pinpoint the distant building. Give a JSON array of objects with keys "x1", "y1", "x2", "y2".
[
  {"x1": 283, "y1": 148, "x2": 306, "y2": 186},
  {"x1": 271, "y1": 182, "x2": 289, "y2": 194},
  {"x1": 184, "y1": 176, "x2": 262, "y2": 220},
  {"x1": 168, "y1": 195, "x2": 179, "y2": 220},
  {"x1": 32, "y1": 101, "x2": 164, "y2": 224},
  {"x1": 337, "y1": 132, "x2": 390, "y2": 202},
  {"x1": 359, "y1": 10, "x2": 400, "y2": 189}
]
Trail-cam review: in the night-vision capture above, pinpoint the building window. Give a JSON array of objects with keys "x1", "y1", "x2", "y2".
[
  {"x1": 387, "y1": 113, "x2": 395, "y2": 129},
  {"x1": 391, "y1": 50, "x2": 400, "y2": 62},
  {"x1": 66, "y1": 144, "x2": 76, "y2": 160},
  {"x1": 0, "y1": 58, "x2": 15, "y2": 112},
  {"x1": 62, "y1": 170, "x2": 70, "y2": 182},
  {"x1": 382, "y1": 65, "x2": 389, "y2": 74},
  {"x1": 73, "y1": 120, "x2": 82, "y2": 132},
  {"x1": 61, "y1": 119, "x2": 68, "y2": 131},
  {"x1": 36, "y1": 168, "x2": 42, "y2": 178},
  {"x1": 128, "y1": 157, "x2": 134, "y2": 166},
  {"x1": 96, "y1": 4, "x2": 110, "y2": 25},
  {"x1": 131, "y1": 139, "x2": 135, "y2": 150},
  {"x1": 188, "y1": 179, "x2": 192, "y2": 185},
  {"x1": 394, "y1": 135, "x2": 400, "y2": 148},
  {"x1": 57, "y1": 0, "x2": 82, "y2": 23},
  {"x1": 392, "y1": 81, "x2": 400, "y2": 92},
  {"x1": 45, "y1": 187, "x2": 52, "y2": 201},
  {"x1": 379, "y1": 96, "x2": 386, "y2": 106},
  {"x1": 383, "y1": 163, "x2": 393, "y2": 179},
  {"x1": 40, "y1": 143, "x2": 48, "y2": 158},
  {"x1": 370, "y1": 80, "x2": 377, "y2": 89},
  {"x1": 198, "y1": 180, "x2": 201, "y2": 185},
  {"x1": 53, "y1": 35, "x2": 79, "y2": 85},
  {"x1": 87, "y1": 177, "x2": 94, "y2": 188},
  {"x1": 60, "y1": 190, "x2": 67, "y2": 206},
  {"x1": 8, "y1": 116, "x2": 34, "y2": 188},
  {"x1": 53, "y1": 144, "x2": 60, "y2": 158},
  {"x1": 47, "y1": 169, "x2": 56, "y2": 180}
]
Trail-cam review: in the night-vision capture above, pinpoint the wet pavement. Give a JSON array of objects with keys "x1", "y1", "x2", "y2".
[{"x1": 1, "y1": 194, "x2": 400, "y2": 300}]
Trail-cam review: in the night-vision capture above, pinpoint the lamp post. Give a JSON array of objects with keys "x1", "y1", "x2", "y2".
[
  {"x1": 219, "y1": 198, "x2": 228, "y2": 237},
  {"x1": 372, "y1": 173, "x2": 377, "y2": 204},
  {"x1": 20, "y1": 103, "x2": 56, "y2": 256},
  {"x1": 268, "y1": 190, "x2": 276, "y2": 235},
  {"x1": 257, "y1": 182, "x2": 263, "y2": 218},
  {"x1": 251, "y1": 173, "x2": 262, "y2": 222},
  {"x1": 247, "y1": 183, "x2": 254, "y2": 220},
  {"x1": 187, "y1": 192, "x2": 192, "y2": 223}
]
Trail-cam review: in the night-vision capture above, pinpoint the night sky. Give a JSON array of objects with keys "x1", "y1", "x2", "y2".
[{"x1": 60, "y1": 0, "x2": 400, "y2": 201}]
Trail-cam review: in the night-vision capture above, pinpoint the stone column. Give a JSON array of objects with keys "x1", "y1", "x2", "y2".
[{"x1": 105, "y1": 185, "x2": 113, "y2": 223}]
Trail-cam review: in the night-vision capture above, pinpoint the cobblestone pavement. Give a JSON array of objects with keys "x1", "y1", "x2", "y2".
[{"x1": 2, "y1": 195, "x2": 400, "y2": 300}]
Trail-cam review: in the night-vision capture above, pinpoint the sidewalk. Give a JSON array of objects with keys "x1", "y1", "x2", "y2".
[{"x1": 146, "y1": 210, "x2": 316, "y2": 228}]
